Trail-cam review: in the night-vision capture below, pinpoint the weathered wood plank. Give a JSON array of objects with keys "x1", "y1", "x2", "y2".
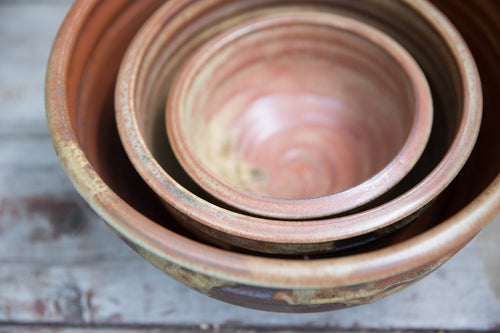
[
  {"x1": 0, "y1": 327, "x2": 271, "y2": 333},
  {"x1": 0, "y1": 193, "x2": 135, "y2": 264},
  {"x1": 0, "y1": 138, "x2": 72, "y2": 196},
  {"x1": 0, "y1": 0, "x2": 73, "y2": 137},
  {"x1": 0, "y1": 0, "x2": 499, "y2": 331},
  {"x1": 0, "y1": 218, "x2": 499, "y2": 329},
  {"x1": 0, "y1": 328, "x2": 489, "y2": 333},
  {"x1": 0, "y1": 326, "x2": 314, "y2": 333}
]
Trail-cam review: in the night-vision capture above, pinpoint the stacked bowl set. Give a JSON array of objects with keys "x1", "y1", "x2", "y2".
[{"x1": 46, "y1": 0, "x2": 500, "y2": 312}]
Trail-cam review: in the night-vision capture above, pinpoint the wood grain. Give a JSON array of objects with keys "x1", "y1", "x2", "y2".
[{"x1": 0, "y1": 0, "x2": 499, "y2": 331}]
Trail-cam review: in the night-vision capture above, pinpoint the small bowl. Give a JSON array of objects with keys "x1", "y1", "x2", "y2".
[
  {"x1": 46, "y1": 0, "x2": 497, "y2": 313},
  {"x1": 167, "y1": 11, "x2": 433, "y2": 219},
  {"x1": 114, "y1": 0, "x2": 480, "y2": 254}
]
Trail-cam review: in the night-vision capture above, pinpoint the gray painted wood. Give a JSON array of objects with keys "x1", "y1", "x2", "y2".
[
  {"x1": 2, "y1": 328, "x2": 419, "y2": 333},
  {"x1": 0, "y1": 0, "x2": 499, "y2": 331}
]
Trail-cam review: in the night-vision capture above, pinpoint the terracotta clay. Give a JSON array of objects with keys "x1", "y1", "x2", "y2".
[
  {"x1": 115, "y1": 0, "x2": 480, "y2": 254},
  {"x1": 46, "y1": 0, "x2": 497, "y2": 313},
  {"x1": 167, "y1": 11, "x2": 433, "y2": 218}
]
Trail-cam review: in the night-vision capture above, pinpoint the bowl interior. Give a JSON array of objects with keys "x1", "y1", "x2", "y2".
[
  {"x1": 137, "y1": 0, "x2": 458, "y2": 218},
  {"x1": 47, "y1": 0, "x2": 498, "y2": 312},
  {"x1": 169, "y1": 13, "x2": 424, "y2": 204},
  {"x1": 110, "y1": 0, "x2": 479, "y2": 253},
  {"x1": 99, "y1": 0, "x2": 476, "y2": 253}
]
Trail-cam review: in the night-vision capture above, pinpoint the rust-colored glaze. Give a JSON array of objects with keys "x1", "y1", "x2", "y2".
[
  {"x1": 166, "y1": 11, "x2": 433, "y2": 219},
  {"x1": 46, "y1": 0, "x2": 499, "y2": 312},
  {"x1": 115, "y1": 0, "x2": 480, "y2": 254}
]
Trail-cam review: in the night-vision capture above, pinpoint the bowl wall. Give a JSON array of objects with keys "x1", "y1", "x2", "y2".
[
  {"x1": 46, "y1": 0, "x2": 498, "y2": 312},
  {"x1": 167, "y1": 11, "x2": 432, "y2": 218},
  {"x1": 115, "y1": 0, "x2": 479, "y2": 253}
]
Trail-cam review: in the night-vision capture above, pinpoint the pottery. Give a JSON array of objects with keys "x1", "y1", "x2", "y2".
[
  {"x1": 115, "y1": 0, "x2": 480, "y2": 254},
  {"x1": 46, "y1": 0, "x2": 498, "y2": 313},
  {"x1": 166, "y1": 11, "x2": 433, "y2": 219}
]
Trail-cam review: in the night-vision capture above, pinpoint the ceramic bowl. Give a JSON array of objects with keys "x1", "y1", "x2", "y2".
[
  {"x1": 114, "y1": 0, "x2": 480, "y2": 254},
  {"x1": 166, "y1": 11, "x2": 433, "y2": 219},
  {"x1": 46, "y1": 0, "x2": 499, "y2": 313}
]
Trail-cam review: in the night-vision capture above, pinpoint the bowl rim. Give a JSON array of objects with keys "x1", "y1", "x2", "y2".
[
  {"x1": 45, "y1": 0, "x2": 498, "y2": 290},
  {"x1": 166, "y1": 10, "x2": 434, "y2": 219},
  {"x1": 114, "y1": 0, "x2": 481, "y2": 245}
]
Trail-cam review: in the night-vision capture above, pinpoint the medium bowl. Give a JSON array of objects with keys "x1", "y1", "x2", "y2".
[
  {"x1": 167, "y1": 11, "x2": 433, "y2": 219},
  {"x1": 46, "y1": 0, "x2": 498, "y2": 312},
  {"x1": 115, "y1": 0, "x2": 480, "y2": 254}
]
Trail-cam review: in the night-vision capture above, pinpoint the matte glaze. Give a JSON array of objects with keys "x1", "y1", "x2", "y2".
[
  {"x1": 46, "y1": 0, "x2": 497, "y2": 313},
  {"x1": 115, "y1": 0, "x2": 480, "y2": 254},
  {"x1": 167, "y1": 12, "x2": 433, "y2": 218}
]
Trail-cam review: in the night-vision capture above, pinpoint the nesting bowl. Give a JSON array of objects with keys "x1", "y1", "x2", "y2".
[
  {"x1": 46, "y1": 0, "x2": 497, "y2": 312},
  {"x1": 167, "y1": 11, "x2": 433, "y2": 219},
  {"x1": 115, "y1": 0, "x2": 480, "y2": 254}
]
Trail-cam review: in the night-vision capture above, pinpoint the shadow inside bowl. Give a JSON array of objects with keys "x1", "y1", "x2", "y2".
[
  {"x1": 136, "y1": 1, "x2": 457, "y2": 221},
  {"x1": 112, "y1": 0, "x2": 481, "y2": 254},
  {"x1": 71, "y1": 0, "x2": 493, "y2": 258}
]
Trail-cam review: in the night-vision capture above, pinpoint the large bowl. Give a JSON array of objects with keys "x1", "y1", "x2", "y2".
[
  {"x1": 166, "y1": 10, "x2": 433, "y2": 219},
  {"x1": 114, "y1": 0, "x2": 479, "y2": 254},
  {"x1": 46, "y1": 0, "x2": 499, "y2": 312}
]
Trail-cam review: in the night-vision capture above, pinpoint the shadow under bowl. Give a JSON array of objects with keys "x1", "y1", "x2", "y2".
[{"x1": 167, "y1": 10, "x2": 433, "y2": 219}]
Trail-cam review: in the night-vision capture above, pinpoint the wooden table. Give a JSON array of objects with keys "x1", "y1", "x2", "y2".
[{"x1": 1, "y1": 1, "x2": 499, "y2": 331}]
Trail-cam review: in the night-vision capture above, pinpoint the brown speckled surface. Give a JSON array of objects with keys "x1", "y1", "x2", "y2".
[{"x1": 114, "y1": 0, "x2": 481, "y2": 255}]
